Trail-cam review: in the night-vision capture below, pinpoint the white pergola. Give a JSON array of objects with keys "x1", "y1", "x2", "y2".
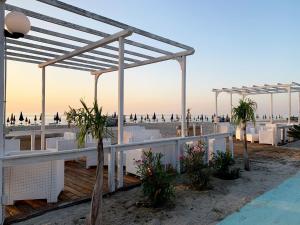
[
  {"x1": 212, "y1": 82, "x2": 300, "y2": 124},
  {"x1": 0, "y1": 0, "x2": 195, "y2": 157}
]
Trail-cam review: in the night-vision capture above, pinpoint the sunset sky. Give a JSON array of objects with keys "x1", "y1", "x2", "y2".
[{"x1": 6, "y1": 0, "x2": 300, "y2": 117}]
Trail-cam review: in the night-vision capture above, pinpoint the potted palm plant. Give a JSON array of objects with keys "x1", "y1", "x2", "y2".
[
  {"x1": 232, "y1": 98, "x2": 257, "y2": 171},
  {"x1": 65, "y1": 99, "x2": 111, "y2": 225}
]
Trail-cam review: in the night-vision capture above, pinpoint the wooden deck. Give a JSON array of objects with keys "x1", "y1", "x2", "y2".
[{"x1": 4, "y1": 160, "x2": 140, "y2": 224}]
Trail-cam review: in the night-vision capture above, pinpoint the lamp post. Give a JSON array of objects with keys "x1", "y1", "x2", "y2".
[{"x1": 2, "y1": 11, "x2": 31, "y2": 146}]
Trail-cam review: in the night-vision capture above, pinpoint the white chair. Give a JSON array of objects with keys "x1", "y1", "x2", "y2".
[
  {"x1": 4, "y1": 149, "x2": 64, "y2": 205},
  {"x1": 259, "y1": 124, "x2": 280, "y2": 145},
  {"x1": 85, "y1": 138, "x2": 111, "y2": 168},
  {"x1": 246, "y1": 127, "x2": 259, "y2": 143}
]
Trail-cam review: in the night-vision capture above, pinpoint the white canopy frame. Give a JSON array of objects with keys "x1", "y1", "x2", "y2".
[
  {"x1": 212, "y1": 82, "x2": 300, "y2": 124},
  {"x1": 0, "y1": 0, "x2": 195, "y2": 196}
]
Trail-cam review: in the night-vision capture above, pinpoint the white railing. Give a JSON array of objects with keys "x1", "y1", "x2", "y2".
[{"x1": 0, "y1": 132, "x2": 232, "y2": 222}]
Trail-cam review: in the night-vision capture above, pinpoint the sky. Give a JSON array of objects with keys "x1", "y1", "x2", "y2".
[{"x1": 5, "y1": 0, "x2": 300, "y2": 117}]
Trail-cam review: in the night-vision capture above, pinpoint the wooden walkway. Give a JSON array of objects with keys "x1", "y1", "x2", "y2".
[{"x1": 4, "y1": 160, "x2": 140, "y2": 224}]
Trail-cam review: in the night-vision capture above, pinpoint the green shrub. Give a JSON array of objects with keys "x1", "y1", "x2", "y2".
[
  {"x1": 136, "y1": 150, "x2": 175, "y2": 207},
  {"x1": 181, "y1": 141, "x2": 211, "y2": 190},
  {"x1": 211, "y1": 151, "x2": 240, "y2": 180}
]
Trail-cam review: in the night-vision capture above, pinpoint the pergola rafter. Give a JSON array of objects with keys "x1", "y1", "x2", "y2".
[{"x1": 212, "y1": 82, "x2": 300, "y2": 124}]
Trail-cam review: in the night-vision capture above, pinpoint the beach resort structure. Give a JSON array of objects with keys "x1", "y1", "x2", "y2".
[
  {"x1": 0, "y1": 0, "x2": 235, "y2": 223},
  {"x1": 212, "y1": 82, "x2": 300, "y2": 124},
  {"x1": 213, "y1": 83, "x2": 300, "y2": 146}
]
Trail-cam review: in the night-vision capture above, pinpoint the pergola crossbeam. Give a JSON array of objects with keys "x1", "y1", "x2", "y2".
[
  {"x1": 92, "y1": 49, "x2": 194, "y2": 75},
  {"x1": 7, "y1": 51, "x2": 103, "y2": 70},
  {"x1": 7, "y1": 57, "x2": 91, "y2": 72},
  {"x1": 7, "y1": 39, "x2": 124, "y2": 65},
  {"x1": 38, "y1": 29, "x2": 132, "y2": 68},
  {"x1": 7, "y1": 45, "x2": 117, "y2": 69}
]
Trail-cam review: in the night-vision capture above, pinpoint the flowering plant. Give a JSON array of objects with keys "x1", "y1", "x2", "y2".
[
  {"x1": 181, "y1": 141, "x2": 211, "y2": 190},
  {"x1": 136, "y1": 150, "x2": 175, "y2": 207}
]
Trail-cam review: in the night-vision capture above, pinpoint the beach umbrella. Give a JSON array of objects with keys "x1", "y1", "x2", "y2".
[
  {"x1": 134, "y1": 113, "x2": 137, "y2": 122},
  {"x1": 19, "y1": 112, "x2": 24, "y2": 124},
  {"x1": 140, "y1": 115, "x2": 143, "y2": 123},
  {"x1": 39, "y1": 114, "x2": 42, "y2": 121},
  {"x1": 129, "y1": 113, "x2": 133, "y2": 121},
  {"x1": 170, "y1": 114, "x2": 174, "y2": 122},
  {"x1": 152, "y1": 112, "x2": 156, "y2": 122},
  {"x1": 28, "y1": 119, "x2": 31, "y2": 124},
  {"x1": 34, "y1": 115, "x2": 37, "y2": 124},
  {"x1": 13, "y1": 115, "x2": 16, "y2": 124},
  {"x1": 25, "y1": 117, "x2": 28, "y2": 124},
  {"x1": 6, "y1": 117, "x2": 10, "y2": 124},
  {"x1": 161, "y1": 114, "x2": 165, "y2": 122},
  {"x1": 54, "y1": 112, "x2": 60, "y2": 123}
]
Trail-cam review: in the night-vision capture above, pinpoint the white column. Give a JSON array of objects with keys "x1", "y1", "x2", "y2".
[
  {"x1": 178, "y1": 56, "x2": 186, "y2": 137},
  {"x1": 0, "y1": 1, "x2": 6, "y2": 222},
  {"x1": 230, "y1": 92, "x2": 233, "y2": 121},
  {"x1": 117, "y1": 37, "x2": 124, "y2": 188},
  {"x1": 94, "y1": 74, "x2": 100, "y2": 103},
  {"x1": 41, "y1": 67, "x2": 46, "y2": 150},
  {"x1": 288, "y1": 87, "x2": 291, "y2": 124},
  {"x1": 215, "y1": 92, "x2": 218, "y2": 117},
  {"x1": 298, "y1": 92, "x2": 300, "y2": 125},
  {"x1": 270, "y1": 93, "x2": 273, "y2": 124}
]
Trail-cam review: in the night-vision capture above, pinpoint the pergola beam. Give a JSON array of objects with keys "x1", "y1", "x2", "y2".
[
  {"x1": 39, "y1": 29, "x2": 133, "y2": 68},
  {"x1": 7, "y1": 39, "x2": 122, "y2": 65},
  {"x1": 92, "y1": 49, "x2": 194, "y2": 75},
  {"x1": 7, "y1": 57, "x2": 91, "y2": 72},
  {"x1": 36, "y1": 0, "x2": 193, "y2": 51},
  {"x1": 7, "y1": 45, "x2": 117, "y2": 69},
  {"x1": 7, "y1": 51, "x2": 104, "y2": 70}
]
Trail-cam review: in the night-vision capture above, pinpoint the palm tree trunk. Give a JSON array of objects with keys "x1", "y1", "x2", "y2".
[
  {"x1": 87, "y1": 138, "x2": 104, "y2": 225},
  {"x1": 243, "y1": 126, "x2": 250, "y2": 171}
]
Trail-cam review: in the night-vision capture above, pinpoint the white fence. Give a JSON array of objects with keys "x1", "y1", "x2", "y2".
[{"x1": 0, "y1": 132, "x2": 232, "y2": 222}]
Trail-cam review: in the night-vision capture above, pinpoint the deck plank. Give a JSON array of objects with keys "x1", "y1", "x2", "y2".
[{"x1": 4, "y1": 160, "x2": 140, "y2": 224}]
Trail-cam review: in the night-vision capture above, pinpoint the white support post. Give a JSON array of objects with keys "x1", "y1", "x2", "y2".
[
  {"x1": 30, "y1": 131, "x2": 35, "y2": 151},
  {"x1": 117, "y1": 37, "x2": 124, "y2": 189},
  {"x1": 270, "y1": 93, "x2": 273, "y2": 124},
  {"x1": 298, "y1": 92, "x2": 300, "y2": 125},
  {"x1": 178, "y1": 56, "x2": 186, "y2": 137},
  {"x1": 215, "y1": 91, "x2": 219, "y2": 117},
  {"x1": 41, "y1": 67, "x2": 46, "y2": 150},
  {"x1": 0, "y1": 1, "x2": 6, "y2": 222},
  {"x1": 94, "y1": 74, "x2": 100, "y2": 103},
  {"x1": 108, "y1": 146, "x2": 116, "y2": 192},
  {"x1": 288, "y1": 87, "x2": 291, "y2": 124},
  {"x1": 230, "y1": 92, "x2": 233, "y2": 121}
]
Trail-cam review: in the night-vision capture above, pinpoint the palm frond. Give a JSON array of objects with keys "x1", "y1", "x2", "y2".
[
  {"x1": 65, "y1": 99, "x2": 112, "y2": 147},
  {"x1": 232, "y1": 98, "x2": 257, "y2": 126}
]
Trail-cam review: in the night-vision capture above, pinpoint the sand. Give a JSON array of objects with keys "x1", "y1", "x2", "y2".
[{"x1": 13, "y1": 141, "x2": 300, "y2": 225}]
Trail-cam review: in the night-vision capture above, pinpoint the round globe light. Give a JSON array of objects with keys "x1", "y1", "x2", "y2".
[{"x1": 5, "y1": 11, "x2": 31, "y2": 35}]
